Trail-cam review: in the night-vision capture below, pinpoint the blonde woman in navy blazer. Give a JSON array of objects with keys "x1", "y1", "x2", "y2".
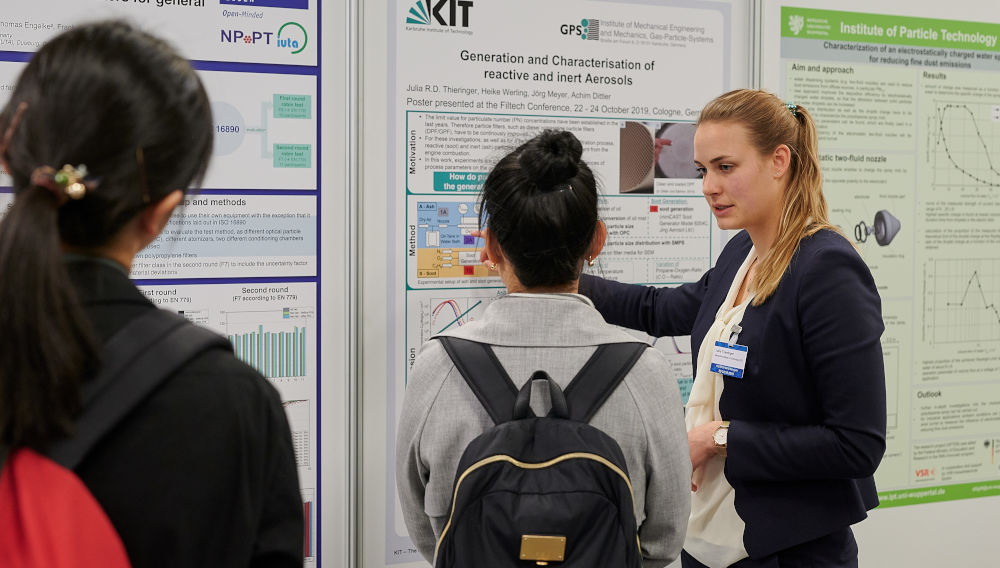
[{"x1": 581, "y1": 90, "x2": 886, "y2": 568}]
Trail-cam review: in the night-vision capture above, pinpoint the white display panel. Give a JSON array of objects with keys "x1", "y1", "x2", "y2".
[
  {"x1": 761, "y1": 0, "x2": 1000, "y2": 511},
  {"x1": 0, "y1": 3, "x2": 323, "y2": 564},
  {"x1": 373, "y1": 0, "x2": 749, "y2": 565},
  {"x1": 760, "y1": 2, "x2": 1000, "y2": 565},
  {"x1": 0, "y1": 1, "x2": 317, "y2": 65}
]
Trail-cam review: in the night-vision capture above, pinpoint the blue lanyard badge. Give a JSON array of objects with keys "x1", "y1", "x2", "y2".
[{"x1": 710, "y1": 341, "x2": 749, "y2": 378}]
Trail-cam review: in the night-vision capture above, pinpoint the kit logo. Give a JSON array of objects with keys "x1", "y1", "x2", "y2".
[
  {"x1": 406, "y1": 0, "x2": 473, "y2": 27},
  {"x1": 220, "y1": 21, "x2": 307, "y2": 53},
  {"x1": 560, "y1": 18, "x2": 599, "y2": 40}
]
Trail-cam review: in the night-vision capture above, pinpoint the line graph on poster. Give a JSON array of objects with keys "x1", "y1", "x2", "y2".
[
  {"x1": 924, "y1": 258, "x2": 1000, "y2": 344},
  {"x1": 928, "y1": 102, "x2": 1000, "y2": 190},
  {"x1": 415, "y1": 293, "x2": 505, "y2": 345}
]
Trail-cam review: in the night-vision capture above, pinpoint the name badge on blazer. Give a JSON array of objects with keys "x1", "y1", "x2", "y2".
[{"x1": 710, "y1": 341, "x2": 748, "y2": 378}]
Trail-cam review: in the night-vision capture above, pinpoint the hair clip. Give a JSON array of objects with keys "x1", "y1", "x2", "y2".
[
  {"x1": 786, "y1": 102, "x2": 798, "y2": 117},
  {"x1": 31, "y1": 164, "x2": 98, "y2": 204}
]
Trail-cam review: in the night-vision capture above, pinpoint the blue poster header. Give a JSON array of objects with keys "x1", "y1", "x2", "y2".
[{"x1": 220, "y1": 0, "x2": 309, "y2": 9}]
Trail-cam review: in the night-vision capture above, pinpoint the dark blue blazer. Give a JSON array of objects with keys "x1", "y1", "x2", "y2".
[{"x1": 581, "y1": 229, "x2": 886, "y2": 559}]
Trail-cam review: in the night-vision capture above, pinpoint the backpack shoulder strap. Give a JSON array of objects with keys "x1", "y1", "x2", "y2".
[
  {"x1": 437, "y1": 336, "x2": 518, "y2": 425},
  {"x1": 46, "y1": 309, "x2": 232, "y2": 470},
  {"x1": 563, "y1": 342, "x2": 648, "y2": 423}
]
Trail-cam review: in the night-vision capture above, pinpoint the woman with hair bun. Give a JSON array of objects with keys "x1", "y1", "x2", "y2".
[
  {"x1": 0, "y1": 21, "x2": 302, "y2": 566},
  {"x1": 581, "y1": 90, "x2": 886, "y2": 567},
  {"x1": 397, "y1": 129, "x2": 691, "y2": 566}
]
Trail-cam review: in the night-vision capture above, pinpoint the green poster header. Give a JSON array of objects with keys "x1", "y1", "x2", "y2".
[
  {"x1": 877, "y1": 479, "x2": 1000, "y2": 508},
  {"x1": 781, "y1": 6, "x2": 1000, "y2": 52}
]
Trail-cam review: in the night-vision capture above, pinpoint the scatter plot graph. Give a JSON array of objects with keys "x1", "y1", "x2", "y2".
[
  {"x1": 929, "y1": 102, "x2": 1000, "y2": 189},
  {"x1": 925, "y1": 259, "x2": 1000, "y2": 344}
]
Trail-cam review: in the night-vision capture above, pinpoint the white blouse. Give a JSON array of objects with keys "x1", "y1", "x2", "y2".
[{"x1": 684, "y1": 247, "x2": 757, "y2": 567}]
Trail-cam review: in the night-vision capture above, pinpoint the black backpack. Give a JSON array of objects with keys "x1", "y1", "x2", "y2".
[
  {"x1": 47, "y1": 308, "x2": 233, "y2": 469},
  {"x1": 435, "y1": 336, "x2": 648, "y2": 568},
  {"x1": 0, "y1": 308, "x2": 231, "y2": 566}
]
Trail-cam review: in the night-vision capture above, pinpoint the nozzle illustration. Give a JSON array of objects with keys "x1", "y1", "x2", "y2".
[{"x1": 854, "y1": 210, "x2": 901, "y2": 246}]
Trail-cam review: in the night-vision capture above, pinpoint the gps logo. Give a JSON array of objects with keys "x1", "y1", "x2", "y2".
[
  {"x1": 560, "y1": 19, "x2": 599, "y2": 40},
  {"x1": 561, "y1": 24, "x2": 584, "y2": 37}
]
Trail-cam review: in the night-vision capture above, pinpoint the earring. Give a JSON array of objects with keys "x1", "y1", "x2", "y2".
[
  {"x1": 587, "y1": 256, "x2": 595, "y2": 267},
  {"x1": 487, "y1": 261, "x2": 498, "y2": 271}
]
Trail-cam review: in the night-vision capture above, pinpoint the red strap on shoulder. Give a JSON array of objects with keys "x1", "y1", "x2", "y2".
[{"x1": 0, "y1": 448, "x2": 131, "y2": 567}]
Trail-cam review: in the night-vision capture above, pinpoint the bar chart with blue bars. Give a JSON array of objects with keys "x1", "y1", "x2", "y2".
[{"x1": 224, "y1": 306, "x2": 315, "y2": 380}]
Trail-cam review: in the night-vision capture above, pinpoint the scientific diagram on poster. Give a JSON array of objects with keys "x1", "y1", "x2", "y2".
[
  {"x1": 404, "y1": 288, "x2": 505, "y2": 359},
  {"x1": 224, "y1": 305, "x2": 315, "y2": 383},
  {"x1": 924, "y1": 258, "x2": 1000, "y2": 345},
  {"x1": 406, "y1": 196, "x2": 497, "y2": 288},
  {"x1": 772, "y1": 4, "x2": 1000, "y2": 507},
  {"x1": 139, "y1": 282, "x2": 317, "y2": 446},
  {"x1": 201, "y1": 71, "x2": 317, "y2": 190},
  {"x1": 140, "y1": 281, "x2": 316, "y2": 378},
  {"x1": 928, "y1": 101, "x2": 1000, "y2": 190}
]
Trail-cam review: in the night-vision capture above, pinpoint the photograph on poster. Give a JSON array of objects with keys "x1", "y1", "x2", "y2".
[{"x1": 619, "y1": 120, "x2": 700, "y2": 194}]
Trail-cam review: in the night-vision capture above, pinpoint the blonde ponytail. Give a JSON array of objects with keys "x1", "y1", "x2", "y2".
[{"x1": 697, "y1": 90, "x2": 850, "y2": 305}]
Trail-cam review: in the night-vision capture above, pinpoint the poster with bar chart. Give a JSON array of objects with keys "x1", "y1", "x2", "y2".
[
  {"x1": 138, "y1": 282, "x2": 318, "y2": 475},
  {"x1": 223, "y1": 306, "x2": 315, "y2": 382},
  {"x1": 229, "y1": 321, "x2": 308, "y2": 379}
]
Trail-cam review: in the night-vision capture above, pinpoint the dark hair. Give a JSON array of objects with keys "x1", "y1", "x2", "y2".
[
  {"x1": 0, "y1": 21, "x2": 213, "y2": 449},
  {"x1": 479, "y1": 129, "x2": 598, "y2": 288}
]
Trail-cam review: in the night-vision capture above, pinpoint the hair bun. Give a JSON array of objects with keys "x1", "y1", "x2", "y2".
[{"x1": 517, "y1": 129, "x2": 583, "y2": 189}]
